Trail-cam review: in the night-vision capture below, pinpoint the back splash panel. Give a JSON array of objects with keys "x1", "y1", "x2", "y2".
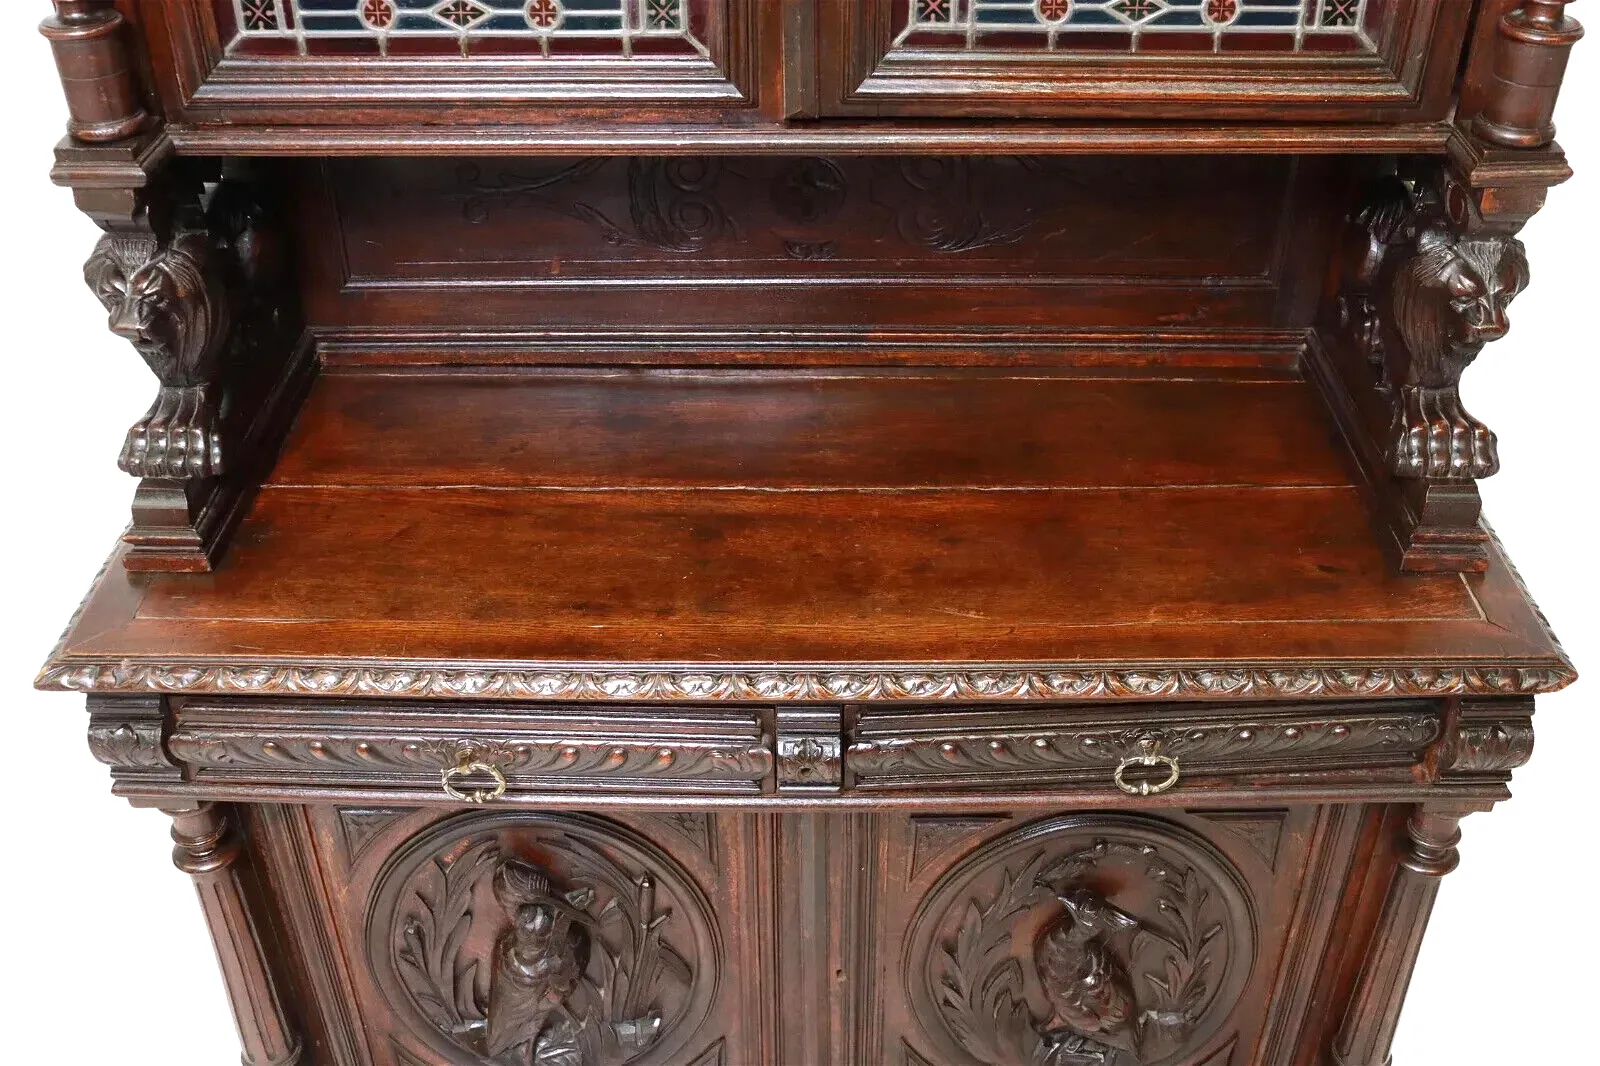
[{"x1": 296, "y1": 154, "x2": 1338, "y2": 340}]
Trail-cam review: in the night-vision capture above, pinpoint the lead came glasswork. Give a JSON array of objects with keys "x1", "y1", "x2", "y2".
[
  {"x1": 228, "y1": 0, "x2": 702, "y2": 57},
  {"x1": 898, "y1": 0, "x2": 1377, "y2": 53}
]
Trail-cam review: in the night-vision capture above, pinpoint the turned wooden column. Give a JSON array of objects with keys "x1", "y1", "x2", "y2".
[
  {"x1": 39, "y1": 1, "x2": 148, "y2": 142},
  {"x1": 1332, "y1": 806, "x2": 1471, "y2": 1066},
  {"x1": 1472, "y1": 0, "x2": 1585, "y2": 149},
  {"x1": 165, "y1": 804, "x2": 304, "y2": 1066}
]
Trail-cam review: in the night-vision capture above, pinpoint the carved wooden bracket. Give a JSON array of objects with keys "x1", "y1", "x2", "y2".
[
  {"x1": 52, "y1": 145, "x2": 312, "y2": 572},
  {"x1": 86, "y1": 226, "x2": 232, "y2": 480},
  {"x1": 1316, "y1": 133, "x2": 1572, "y2": 573}
]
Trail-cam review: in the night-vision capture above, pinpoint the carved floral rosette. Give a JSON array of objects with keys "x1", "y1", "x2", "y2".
[
  {"x1": 904, "y1": 814, "x2": 1255, "y2": 1066},
  {"x1": 366, "y1": 811, "x2": 719, "y2": 1066}
]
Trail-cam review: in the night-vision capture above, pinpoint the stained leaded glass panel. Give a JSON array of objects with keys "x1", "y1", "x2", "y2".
[
  {"x1": 893, "y1": 0, "x2": 1382, "y2": 54},
  {"x1": 222, "y1": 0, "x2": 710, "y2": 57}
]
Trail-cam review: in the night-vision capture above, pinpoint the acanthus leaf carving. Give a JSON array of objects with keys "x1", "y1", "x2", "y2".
[{"x1": 86, "y1": 718, "x2": 169, "y2": 769}]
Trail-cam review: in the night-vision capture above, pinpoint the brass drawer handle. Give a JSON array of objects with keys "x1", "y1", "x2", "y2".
[
  {"x1": 1113, "y1": 744, "x2": 1181, "y2": 796},
  {"x1": 441, "y1": 751, "x2": 507, "y2": 804}
]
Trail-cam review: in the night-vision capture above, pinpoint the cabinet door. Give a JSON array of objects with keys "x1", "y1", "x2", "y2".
[
  {"x1": 143, "y1": 0, "x2": 756, "y2": 125},
  {"x1": 814, "y1": 0, "x2": 1470, "y2": 121},
  {"x1": 831, "y1": 806, "x2": 1372, "y2": 1066},
  {"x1": 265, "y1": 805, "x2": 768, "y2": 1066}
]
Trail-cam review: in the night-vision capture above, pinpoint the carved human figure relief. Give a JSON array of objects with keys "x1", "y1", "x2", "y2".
[
  {"x1": 84, "y1": 228, "x2": 231, "y2": 479},
  {"x1": 1388, "y1": 225, "x2": 1529, "y2": 480}
]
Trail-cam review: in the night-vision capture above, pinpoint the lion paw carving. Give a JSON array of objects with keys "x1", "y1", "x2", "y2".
[
  {"x1": 118, "y1": 384, "x2": 226, "y2": 479},
  {"x1": 1390, "y1": 384, "x2": 1499, "y2": 481}
]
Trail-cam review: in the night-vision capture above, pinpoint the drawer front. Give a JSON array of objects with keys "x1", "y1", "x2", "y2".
[
  {"x1": 816, "y1": 0, "x2": 1471, "y2": 121},
  {"x1": 168, "y1": 699, "x2": 775, "y2": 796},
  {"x1": 145, "y1": 0, "x2": 756, "y2": 123},
  {"x1": 157, "y1": 697, "x2": 1449, "y2": 804},
  {"x1": 848, "y1": 701, "x2": 1444, "y2": 796},
  {"x1": 253, "y1": 804, "x2": 766, "y2": 1066}
]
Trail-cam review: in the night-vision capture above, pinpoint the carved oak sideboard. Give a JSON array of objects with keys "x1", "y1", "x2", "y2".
[{"x1": 35, "y1": 3, "x2": 1582, "y2": 1065}]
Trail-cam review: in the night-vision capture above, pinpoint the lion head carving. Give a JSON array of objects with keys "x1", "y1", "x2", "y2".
[
  {"x1": 84, "y1": 230, "x2": 228, "y2": 388},
  {"x1": 1391, "y1": 226, "x2": 1529, "y2": 389}
]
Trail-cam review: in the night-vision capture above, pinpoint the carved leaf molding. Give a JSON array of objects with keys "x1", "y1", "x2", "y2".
[
  {"x1": 1441, "y1": 719, "x2": 1536, "y2": 775},
  {"x1": 86, "y1": 719, "x2": 170, "y2": 769},
  {"x1": 850, "y1": 712, "x2": 1443, "y2": 780},
  {"x1": 165, "y1": 731, "x2": 773, "y2": 784},
  {"x1": 39, "y1": 663, "x2": 1576, "y2": 702}
]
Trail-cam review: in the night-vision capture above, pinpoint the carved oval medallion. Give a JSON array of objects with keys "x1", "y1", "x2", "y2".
[
  {"x1": 905, "y1": 813, "x2": 1255, "y2": 1066},
  {"x1": 368, "y1": 811, "x2": 720, "y2": 1066}
]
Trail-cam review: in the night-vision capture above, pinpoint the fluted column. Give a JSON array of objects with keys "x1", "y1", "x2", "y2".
[
  {"x1": 165, "y1": 804, "x2": 304, "y2": 1066},
  {"x1": 1332, "y1": 805, "x2": 1470, "y2": 1066}
]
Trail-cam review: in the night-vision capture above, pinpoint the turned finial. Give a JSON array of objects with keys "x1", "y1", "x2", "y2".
[
  {"x1": 1472, "y1": 0, "x2": 1585, "y2": 149},
  {"x1": 39, "y1": 0, "x2": 149, "y2": 143}
]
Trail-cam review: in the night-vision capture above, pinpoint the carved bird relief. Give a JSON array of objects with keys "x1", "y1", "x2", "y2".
[
  {"x1": 486, "y1": 859, "x2": 585, "y2": 1062},
  {"x1": 1034, "y1": 888, "x2": 1141, "y2": 1061}
]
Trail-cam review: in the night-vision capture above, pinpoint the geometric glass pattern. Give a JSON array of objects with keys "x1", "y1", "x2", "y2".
[
  {"x1": 897, "y1": 0, "x2": 1378, "y2": 54},
  {"x1": 227, "y1": 0, "x2": 705, "y2": 57}
]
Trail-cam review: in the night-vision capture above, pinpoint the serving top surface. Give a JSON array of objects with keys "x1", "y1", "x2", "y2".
[{"x1": 38, "y1": 364, "x2": 1573, "y2": 703}]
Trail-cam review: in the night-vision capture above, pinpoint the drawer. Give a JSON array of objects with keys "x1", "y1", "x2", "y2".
[
  {"x1": 166, "y1": 698, "x2": 775, "y2": 797},
  {"x1": 848, "y1": 700, "x2": 1445, "y2": 795},
  {"x1": 143, "y1": 0, "x2": 757, "y2": 124},
  {"x1": 815, "y1": 0, "x2": 1471, "y2": 121}
]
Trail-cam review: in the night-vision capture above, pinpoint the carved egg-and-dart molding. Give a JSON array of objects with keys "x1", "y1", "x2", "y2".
[
  {"x1": 904, "y1": 813, "x2": 1255, "y2": 1066},
  {"x1": 367, "y1": 811, "x2": 720, "y2": 1066}
]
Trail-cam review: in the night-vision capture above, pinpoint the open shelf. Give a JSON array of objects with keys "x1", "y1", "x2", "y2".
[{"x1": 40, "y1": 364, "x2": 1572, "y2": 704}]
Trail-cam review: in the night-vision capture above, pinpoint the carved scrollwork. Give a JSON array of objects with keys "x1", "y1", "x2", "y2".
[
  {"x1": 87, "y1": 718, "x2": 169, "y2": 769},
  {"x1": 907, "y1": 814, "x2": 1254, "y2": 1066},
  {"x1": 370, "y1": 812, "x2": 718, "y2": 1066},
  {"x1": 849, "y1": 711, "x2": 1441, "y2": 787}
]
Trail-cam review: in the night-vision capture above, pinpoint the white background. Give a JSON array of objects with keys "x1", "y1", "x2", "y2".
[{"x1": 0, "y1": 5, "x2": 1593, "y2": 1063}]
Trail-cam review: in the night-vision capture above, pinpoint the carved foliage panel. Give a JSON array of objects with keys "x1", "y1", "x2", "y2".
[
  {"x1": 303, "y1": 806, "x2": 758, "y2": 1066},
  {"x1": 883, "y1": 809, "x2": 1323, "y2": 1066},
  {"x1": 337, "y1": 154, "x2": 1286, "y2": 276},
  {"x1": 315, "y1": 154, "x2": 1297, "y2": 330}
]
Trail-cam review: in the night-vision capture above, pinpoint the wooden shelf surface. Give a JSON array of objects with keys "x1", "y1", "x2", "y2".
[{"x1": 40, "y1": 365, "x2": 1573, "y2": 703}]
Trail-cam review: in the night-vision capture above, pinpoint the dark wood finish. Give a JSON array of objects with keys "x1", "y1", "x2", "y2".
[
  {"x1": 35, "y1": 6, "x2": 1582, "y2": 1065},
  {"x1": 817, "y1": 0, "x2": 1471, "y2": 123},
  {"x1": 38, "y1": 367, "x2": 1572, "y2": 701}
]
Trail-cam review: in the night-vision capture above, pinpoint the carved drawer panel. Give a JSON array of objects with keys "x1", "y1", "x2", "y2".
[
  {"x1": 816, "y1": 0, "x2": 1470, "y2": 121},
  {"x1": 254, "y1": 804, "x2": 764, "y2": 1066},
  {"x1": 825, "y1": 805, "x2": 1366, "y2": 1066},
  {"x1": 142, "y1": 0, "x2": 756, "y2": 125},
  {"x1": 168, "y1": 698, "x2": 774, "y2": 796},
  {"x1": 847, "y1": 700, "x2": 1443, "y2": 794}
]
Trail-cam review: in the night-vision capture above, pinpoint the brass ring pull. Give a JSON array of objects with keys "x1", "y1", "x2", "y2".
[
  {"x1": 1113, "y1": 750, "x2": 1181, "y2": 796},
  {"x1": 441, "y1": 753, "x2": 507, "y2": 804}
]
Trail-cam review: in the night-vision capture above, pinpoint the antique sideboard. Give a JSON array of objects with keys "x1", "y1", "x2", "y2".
[{"x1": 35, "y1": 2, "x2": 1583, "y2": 1065}]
